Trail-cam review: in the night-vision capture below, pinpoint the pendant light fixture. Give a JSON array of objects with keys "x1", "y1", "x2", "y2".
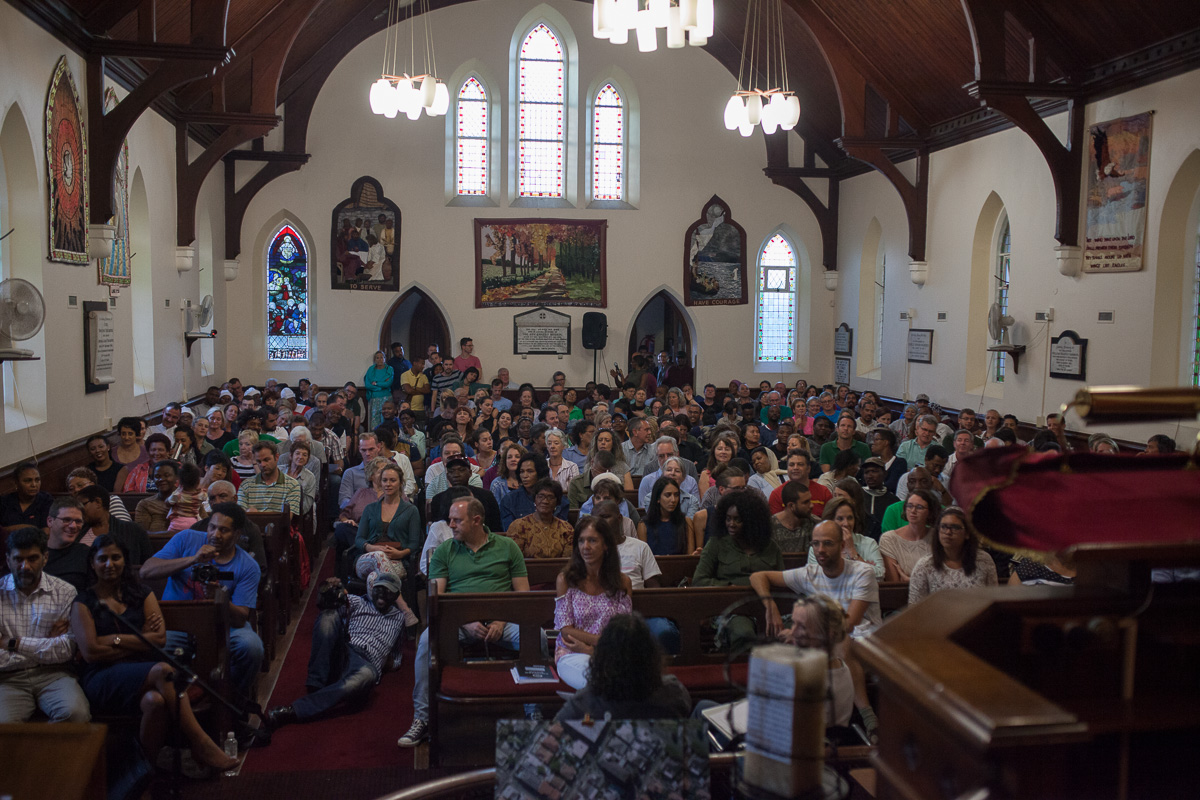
[
  {"x1": 723, "y1": 0, "x2": 801, "y2": 136},
  {"x1": 368, "y1": 0, "x2": 449, "y2": 120},
  {"x1": 592, "y1": 0, "x2": 715, "y2": 51}
]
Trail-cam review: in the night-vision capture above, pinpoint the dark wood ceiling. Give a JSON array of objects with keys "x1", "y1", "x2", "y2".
[{"x1": 22, "y1": 0, "x2": 1200, "y2": 165}]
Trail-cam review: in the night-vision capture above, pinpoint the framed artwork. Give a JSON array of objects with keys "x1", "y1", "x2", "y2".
[
  {"x1": 46, "y1": 55, "x2": 88, "y2": 264},
  {"x1": 98, "y1": 87, "x2": 130, "y2": 290},
  {"x1": 907, "y1": 328, "x2": 933, "y2": 363},
  {"x1": 1084, "y1": 112, "x2": 1153, "y2": 273},
  {"x1": 330, "y1": 176, "x2": 401, "y2": 292},
  {"x1": 474, "y1": 219, "x2": 606, "y2": 307},
  {"x1": 684, "y1": 194, "x2": 747, "y2": 306}
]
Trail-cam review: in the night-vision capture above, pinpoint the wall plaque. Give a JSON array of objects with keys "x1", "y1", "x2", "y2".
[
  {"x1": 1049, "y1": 329, "x2": 1088, "y2": 381},
  {"x1": 834, "y1": 357, "x2": 851, "y2": 385},
  {"x1": 906, "y1": 329, "x2": 933, "y2": 364},
  {"x1": 834, "y1": 323, "x2": 853, "y2": 356},
  {"x1": 83, "y1": 301, "x2": 114, "y2": 392},
  {"x1": 513, "y1": 306, "x2": 572, "y2": 355}
]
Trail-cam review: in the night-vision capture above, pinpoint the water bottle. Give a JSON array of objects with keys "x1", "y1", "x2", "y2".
[{"x1": 222, "y1": 731, "x2": 239, "y2": 776}]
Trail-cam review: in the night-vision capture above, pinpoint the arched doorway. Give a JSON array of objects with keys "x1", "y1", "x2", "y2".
[
  {"x1": 379, "y1": 288, "x2": 451, "y2": 360},
  {"x1": 628, "y1": 290, "x2": 693, "y2": 369}
]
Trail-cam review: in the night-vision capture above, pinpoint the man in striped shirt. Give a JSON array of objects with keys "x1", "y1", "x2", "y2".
[
  {"x1": 263, "y1": 572, "x2": 407, "y2": 727},
  {"x1": 0, "y1": 526, "x2": 90, "y2": 723},
  {"x1": 236, "y1": 442, "x2": 302, "y2": 513}
]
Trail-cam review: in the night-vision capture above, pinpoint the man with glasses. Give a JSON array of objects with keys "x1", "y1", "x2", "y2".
[
  {"x1": 637, "y1": 437, "x2": 699, "y2": 504},
  {"x1": 897, "y1": 414, "x2": 940, "y2": 468},
  {"x1": 75, "y1": 486, "x2": 151, "y2": 565},
  {"x1": 42, "y1": 497, "x2": 90, "y2": 591}
]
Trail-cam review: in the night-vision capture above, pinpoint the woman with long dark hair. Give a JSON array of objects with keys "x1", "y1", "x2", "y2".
[
  {"x1": 554, "y1": 613, "x2": 691, "y2": 721},
  {"x1": 71, "y1": 535, "x2": 238, "y2": 771},
  {"x1": 554, "y1": 516, "x2": 633, "y2": 689},
  {"x1": 638, "y1": 476, "x2": 690, "y2": 556},
  {"x1": 909, "y1": 506, "x2": 998, "y2": 602}
]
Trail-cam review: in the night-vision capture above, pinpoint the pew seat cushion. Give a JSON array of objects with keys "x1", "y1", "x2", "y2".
[
  {"x1": 668, "y1": 661, "x2": 748, "y2": 690},
  {"x1": 440, "y1": 665, "x2": 571, "y2": 699}
]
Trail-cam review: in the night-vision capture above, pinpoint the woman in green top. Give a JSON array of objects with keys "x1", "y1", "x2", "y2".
[
  {"x1": 692, "y1": 489, "x2": 783, "y2": 654},
  {"x1": 364, "y1": 350, "x2": 394, "y2": 431},
  {"x1": 352, "y1": 463, "x2": 420, "y2": 626}
]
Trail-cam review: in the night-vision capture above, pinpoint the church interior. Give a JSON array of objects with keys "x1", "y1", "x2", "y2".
[{"x1": 1, "y1": 0, "x2": 1199, "y2": 797}]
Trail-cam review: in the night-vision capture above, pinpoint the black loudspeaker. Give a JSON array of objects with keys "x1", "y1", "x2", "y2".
[{"x1": 582, "y1": 312, "x2": 608, "y2": 349}]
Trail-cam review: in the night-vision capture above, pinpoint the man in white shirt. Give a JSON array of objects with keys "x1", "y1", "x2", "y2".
[
  {"x1": 621, "y1": 418, "x2": 656, "y2": 477},
  {"x1": 750, "y1": 520, "x2": 882, "y2": 738},
  {"x1": 0, "y1": 527, "x2": 90, "y2": 723},
  {"x1": 149, "y1": 402, "x2": 182, "y2": 438}
]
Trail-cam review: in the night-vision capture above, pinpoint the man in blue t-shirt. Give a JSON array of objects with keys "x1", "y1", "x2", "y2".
[{"x1": 140, "y1": 503, "x2": 263, "y2": 698}]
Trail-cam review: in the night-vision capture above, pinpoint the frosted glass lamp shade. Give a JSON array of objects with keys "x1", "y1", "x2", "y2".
[
  {"x1": 431, "y1": 81, "x2": 450, "y2": 116},
  {"x1": 745, "y1": 93, "x2": 763, "y2": 125},
  {"x1": 724, "y1": 95, "x2": 744, "y2": 130},
  {"x1": 369, "y1": 78, "x2": 392, "y2": 115},
  {"x1": 666, "y1": 8, "x2": 685, "y2": 48}
]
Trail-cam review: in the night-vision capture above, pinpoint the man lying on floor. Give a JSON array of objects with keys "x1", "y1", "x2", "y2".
[{"x1": 264, "y1": 572, "x2": 406, "y2": 727}]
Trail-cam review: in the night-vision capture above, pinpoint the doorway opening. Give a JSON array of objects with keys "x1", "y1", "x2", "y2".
[
  {"x1": 379, "y1": 288, "x2": 451, "y2": 361},
  {"x1": 628, "y1": 290, "x2": 694, "y2": 368}
]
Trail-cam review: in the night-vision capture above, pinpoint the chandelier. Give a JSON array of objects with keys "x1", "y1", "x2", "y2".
[
  {"x1": 723, "y1": 0, "x2": 801, "y2": 136},
  {"x1": 368, "y1": 0, "x2": 449, "y2": 120},
  {"x1": 592, "y1": 0, "x2": 715, "y2": 51}
]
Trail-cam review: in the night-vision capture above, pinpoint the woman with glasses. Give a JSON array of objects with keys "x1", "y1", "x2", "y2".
[
  {"x1": 908, "y1": 506, "x2": 997, "y2": 602},
  {"x1": 879, "y1": 489, "x2": 940, "y2": 583}
]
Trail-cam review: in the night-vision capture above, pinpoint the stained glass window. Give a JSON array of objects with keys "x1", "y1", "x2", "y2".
[
  {"x1": 456, "y1": 77, "x2": 488, "y2": 196},
  {"x1": 267, "y1": 224, "x2": 309, "y2": 361},
  {"x1": 994, "y1": 217, "x2": 1011, "y2": 382},
  {"x1": 518, "y1": 24, "x2": 565, "y2": 198},
  {"x1": 756, "y1": 233, "x2": 797, "y2": 362},
  {"x1": 592, "y1": 83, "x2": 624, "y2": 201}
]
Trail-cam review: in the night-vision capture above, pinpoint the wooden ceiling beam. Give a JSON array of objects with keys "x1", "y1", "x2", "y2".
[
  {"x1": 80, "y1": 0, "x2": 148, "y2": 37},
  {"x1": 961, "y1": 0, "x2": 1084, "y2": 248},
  {"x1": 84, "y1": 0, "x2": 232, "y2": 225},
  {"x1": 785, "y1": 0, "x2": 930, "y2": 135},
  {"x1": 176, "y1": 0, "x2": 324, "y2": 248},
  {"x1": 88, "y1": 40, "x2": 233, "y2": 62},
  {"x1": 763, "y1": 133, "x2": 839, "y2": 272}
]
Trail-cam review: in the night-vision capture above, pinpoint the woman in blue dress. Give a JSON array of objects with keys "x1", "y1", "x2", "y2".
[
  {"x1": 70, "y1": 535, "x2": 238, "y2": 772},
  {"x1": 363, "y1": 350, "x2": 394, "y2": 430}
]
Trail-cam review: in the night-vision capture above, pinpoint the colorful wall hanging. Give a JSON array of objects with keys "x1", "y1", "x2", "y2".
[
  {"x1": 1084, "y1": 111, "x2": 1153, "y2": 273},
  {"x1": 46, "y1": 55, "x2": 89, "y2": 264},
  {"x1": 98, "y1": 87, "x2": 130, "y2": 290},
  {"x1": 683, "y1": 195, "x2": 747, "y2": 306},
  {"x1": 474, "y1": 219, "x2": 607, "y2": 307},
  {"x1": 330, "y1": 176, "x2": 401, "y2": 292}
]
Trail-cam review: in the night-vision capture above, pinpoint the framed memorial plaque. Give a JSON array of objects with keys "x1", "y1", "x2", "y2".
[
  {"x1": 834, "y1": 323, "x2": 854, "y2": 356},
  {"x1": 907, "y1": 329, "x2": 933, "y2": 364},
  {"x1": 1049, "y1": 330, "x2": 1088, "y2": 381},
  {"x1": 513, "y1": 306, "x2": 572, "y2": 355},
  {"x1": 834, "y1": 357, "x2": 851, "y2": 385}
]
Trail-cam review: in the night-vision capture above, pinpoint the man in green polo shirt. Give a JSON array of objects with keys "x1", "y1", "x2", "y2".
[
  {"x1": 819, "y1": 414, "x2": 871, "y2": 472},
  {"x1": 398, "y1": 497, "x2": 528, "y2": 747}
]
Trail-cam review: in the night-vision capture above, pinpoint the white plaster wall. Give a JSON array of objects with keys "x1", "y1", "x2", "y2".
[
  {"x1": 228, "y1": 0, "x2": 829, "y2": 391},
  {"x1": 834, "y1": 68, "x2": 1200, "y2": 444},
  {"x1": 0, "y1": 2, "x2": 212, "y2": 460}
]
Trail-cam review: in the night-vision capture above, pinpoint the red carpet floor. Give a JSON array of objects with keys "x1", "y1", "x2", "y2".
[{"x1": 242, "y1": 554, "x2": 420, "y2": 776}]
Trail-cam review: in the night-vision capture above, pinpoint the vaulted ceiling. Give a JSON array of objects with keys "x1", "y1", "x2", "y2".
[{"x1": 11, "y1": 0, "x2": 1200, "y2": 259}]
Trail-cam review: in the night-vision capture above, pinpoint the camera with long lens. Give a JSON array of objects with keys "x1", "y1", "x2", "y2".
[
  {"x1": 317, "y1": 581, "x2": 348, "y2": 611},
  {"x1": 192, "y1": 563, "x2": 235, "y2": 583}
]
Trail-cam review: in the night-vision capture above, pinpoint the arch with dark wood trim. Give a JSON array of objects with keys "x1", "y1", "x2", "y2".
[
  {"x1": 626, "y1": 288, "x2": 696, "y2": 384},
  {"x1": 379, "y1": 287, "x2": 452, "y2": 362}
]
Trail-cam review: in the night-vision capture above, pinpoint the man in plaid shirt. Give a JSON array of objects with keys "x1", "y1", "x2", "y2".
[
  {"x1": 237, "y1": 442, "x2": 302, "y2": 513},
  {"x1": 0, "y1": 526, "x2": 90, "y2": 722}
]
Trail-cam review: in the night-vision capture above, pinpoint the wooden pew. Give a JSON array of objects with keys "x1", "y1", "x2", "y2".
[
  {"x1": 426, "y1": 584, "x2": 762, "y2": 768},
  {"x1": 159, "y1": 597, "x2": 235, "y2": 737}
]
